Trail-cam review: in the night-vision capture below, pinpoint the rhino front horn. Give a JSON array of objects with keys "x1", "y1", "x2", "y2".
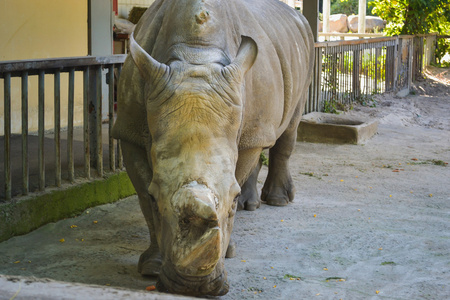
[
  {"x1": 171, "y1": 182, "x2": 222, "y2": 276},
  {"x1": 129, "y1": 32, "x2": 170, "y2": 83}
]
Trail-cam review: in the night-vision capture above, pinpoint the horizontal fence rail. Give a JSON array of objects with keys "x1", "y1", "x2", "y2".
[{"x1": 1, "y1": 55, "x2": 126, "y2": 201}]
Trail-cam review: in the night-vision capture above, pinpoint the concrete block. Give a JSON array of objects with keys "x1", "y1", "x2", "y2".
[
  {"x1": 396, "y1": 88, "x2": 410, "y2": 98},
  {"x1": 297, "y1": 112, "x2": 378, "y2": 144}
]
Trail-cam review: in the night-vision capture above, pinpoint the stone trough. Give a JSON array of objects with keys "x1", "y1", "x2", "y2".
[{"x1": 297, "y1": 112, "x2": 378, "y2": 144}]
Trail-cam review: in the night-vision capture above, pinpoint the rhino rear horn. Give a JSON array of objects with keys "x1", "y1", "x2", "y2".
[
  {"x1": 222, "y1": 36, "x2": 258, "y2": 83},
  {"x1": 129, "y1": 33, "x2": 170, "y2": 83}
]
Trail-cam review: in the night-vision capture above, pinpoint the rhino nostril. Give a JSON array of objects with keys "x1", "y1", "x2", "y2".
[{"x1": 180, "y1": 214, "x2": 219, "y2": 230}]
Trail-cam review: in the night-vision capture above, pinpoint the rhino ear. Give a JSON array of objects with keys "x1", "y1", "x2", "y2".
[
  {"x1": 129, "y1": 33, "x2": 170, "y2": 83},
  {"x1": 222, "y1": 36, "x2": 258, "y2": 83}
]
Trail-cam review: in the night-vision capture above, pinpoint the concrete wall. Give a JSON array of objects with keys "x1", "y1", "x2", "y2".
[{"x1": 0, "y1": 0, "x2": 88, "y2": 135}]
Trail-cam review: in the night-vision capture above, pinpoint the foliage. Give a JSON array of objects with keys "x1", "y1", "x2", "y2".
[
  {"x1": 370, "y1": 0, "x2": 450, "y2": 35},
  {"x1": 128, "y1": 7, "x2": 147, "y2": 24},
  {"x1": 323, "y1": 99, "x2": 339, "y2": 114},
  {"x1": 260, "y1": 152, "x2": 269, "y2": 166},
  {"x1": 356, "y1": 94, "x2": 377, "y2": 107},
  {"x1": 435, "y1": 38, "x2": 450, "y2": 66},
  {"x1": 331, "y1": 0, "x2": 375, "y2": 16},
  {"x1": 370, "y1": 0, "x2": 450, "y2": 65}
]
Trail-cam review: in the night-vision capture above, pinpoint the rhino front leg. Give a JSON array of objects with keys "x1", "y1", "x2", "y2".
[
  {"x1": 261, "y1": 102, "x2": 303, "y2": 206},
  {"x1": 237, "y1": 159, "x2": 262, "y2": 211},
  {"x1": 121, "y1": 141, "x2": 162, "y2": 276}
]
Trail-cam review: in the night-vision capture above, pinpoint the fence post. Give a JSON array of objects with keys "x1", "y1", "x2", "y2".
[
  {"x1": 83, "y1": 68, "x2": 91, "y2": 179},
  {"x1": 68, "y1": 68, "x2": 75, "y2": 182},
  {"x1": 108, "y1": 65, "x2": 116, "y2": 172},
  {"x1": 4, "y1": 73, "x2": 12, "y2": 200},
  {"x1": 408, "y1": 37, "x2": 414, "y2": 92},
  {"x1": 393, "y1": 36, "x2": 399, "y2": 91},
  {"x1": 38, "y1": 70, "x2": 45, "y2": 191},
  {"x1": 88, "y1": 66, "x2": 103, "y2": 177},
  {"x1": 352, "y1": 46, "x2": 361, "y2": 100},
  {"x1": 54, "y1": 70, "x2": 61, "y2": 187},
  {"x1": 21, "y1": 72, "x2": 29, "y2": 195}
]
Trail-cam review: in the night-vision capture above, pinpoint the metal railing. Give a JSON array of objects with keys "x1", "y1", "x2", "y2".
[
  {"x1": 306, "y1": 34, "x2": 439, "y2": 113},
  {"x1": 1, "y1": 55, "x2": 126, "y2": 201},
  {"x1": 307, "y1": 37, "x2": 397, "y2": 113},
  {"x1": 412, "y1": 34, "x2": 438, "y2": 81}
]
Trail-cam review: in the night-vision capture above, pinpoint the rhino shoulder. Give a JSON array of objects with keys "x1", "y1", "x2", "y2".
[{"x1": 112, "y1": 57, "x2": 149, "y2": 149}]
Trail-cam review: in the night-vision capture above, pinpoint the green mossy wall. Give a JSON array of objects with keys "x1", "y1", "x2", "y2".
[{"x1": 0, "y1": 172, "x2": 136, "y2": 242}]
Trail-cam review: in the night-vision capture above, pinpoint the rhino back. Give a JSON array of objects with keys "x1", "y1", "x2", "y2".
[
  {"x1": 113, "y1": 0, "x2": 314, "y2": 149},
  {"x1": 233, "y1": 0, "x2": 314, "y2": 149}
]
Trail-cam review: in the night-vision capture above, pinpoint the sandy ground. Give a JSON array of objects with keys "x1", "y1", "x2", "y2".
[{"x1": 0, "y1": 67, "x2": 449, "y2": 299}]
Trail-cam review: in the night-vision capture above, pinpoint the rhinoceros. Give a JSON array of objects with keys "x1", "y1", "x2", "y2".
[{"x1": 112, "y1": 0, "x2": 314, "y2": 296}]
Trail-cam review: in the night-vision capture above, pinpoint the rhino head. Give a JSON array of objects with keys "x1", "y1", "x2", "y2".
[{"x1": 129, "y1": 33, "x2": 257, "y2": 296}]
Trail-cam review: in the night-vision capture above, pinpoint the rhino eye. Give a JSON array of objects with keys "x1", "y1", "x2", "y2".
[
  {"x1": 230, "y1": 193, "x2": 240, "y2": 214},
  {"x1": 233, "y1": 193, "x2": 241, "y2": 203},
  {"x1": 149, "y1": 195, "x2": 158, "y2": 213}
]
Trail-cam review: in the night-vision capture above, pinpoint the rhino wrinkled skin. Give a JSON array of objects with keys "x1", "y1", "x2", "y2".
[{"x1": 112, "y1": 0, "x2": 314, "y2": 296}]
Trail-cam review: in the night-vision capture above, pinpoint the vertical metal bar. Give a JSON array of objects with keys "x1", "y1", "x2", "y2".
[
  {"x1": 339, "y1": 46, "x2": 342, "y2": 103},
  {"x1": 408, "y1": 37, "x2": 414, "y2": 91},
  {"x1": 116, "y1": 64, "x2": 123, "y2": 169},
  {"x1": 324, "y1": 46, "x2": 329, "y2": 107},
  {"x1": 96, "y1": 65, "x2": 103, "y2": 176},
  {"x1": 385, "y1": 45, "x2": 392, "y2": 91},
  {"x1": 363, "y1": 47, "x2": 367, "y2": 96},
  {"x1": 83, "y1": 68, "x2": 90, "y2": 179},
  {"x1": 375, "y1": 48, "x2": 379, "y2": 93},
  {"x1": 311, "y1": 47, "x2": 318, "y2": 112},
  {"x1": 54, "y1": 70, "x2": 61, "y2": 187},
  {"x1": 342, "y1": 46, "x2": 349, "y2": 103},
  {"x1": 22, "y1": 72, "x2": 29, "y2": 195},
  {"x1": 108, "y1": 65, "x2": 115, "y2": 172},
  {"x1": 38, "y1": 70, "x2": 45, "y2": 191},
  {"x1": 393, "y1": 37, "x2": 399, "y2": 91},
  {"x1": 68, "y1": 68, "x2": 75, "y2": 182},
  {"x1": 117, "y1": 140, "x2": 123, "y2": 170},
  {"x1": 4, "y1": 73, "x2": 12, "y2": 200},
  {"x1": 352, "y1": 48, "x2": 360, "y2": 100},
  {"x1": 345, "y1": 46, "x2": 349, "y2": 103},
  {"x1": 317, "y1": 47, "x2": 323, "y2": 112}
]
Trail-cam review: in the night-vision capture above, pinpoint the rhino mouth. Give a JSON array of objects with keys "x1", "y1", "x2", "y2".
[{"x1": 157, "y1": 263, "x2": 229, "y2": 296}]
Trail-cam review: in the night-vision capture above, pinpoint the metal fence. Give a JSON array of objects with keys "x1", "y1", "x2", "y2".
[
  {"x1": 306, "y1": 34, "x2": 439, "y2": 113},
  {"x1": 412, "y1": 34, "x2": 438, "y2": 81},
  {"x1": 1, "y1": 55, "x2": 126, "y2": 201}
]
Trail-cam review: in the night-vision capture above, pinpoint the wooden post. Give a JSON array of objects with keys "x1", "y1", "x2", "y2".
[
  {"x1": 4, "y1": 73, "x2": 11, "y2": 200},
  {"x1": 83, "y1": 68, "x2": 91, "y2": 179},
  {"x1": 303, "y1": 0, "x2": 319, "y2": 42},
  {"x1": 54, "y1": 71, "x2": 61, "y2": 187},
  {"x1": 68, "y1": 68, "x2": 75, "y2": 182},
  {"x1": 88, "y1": 0, "x2": 113, "y2": 176},
  {"x1": 358, "y1": 0, "x2": 366, "y2": 34},
  {"x1": 38, "y1": 70, "x2": 45, "y2": 191},
  {"x1": 21, "y1": 72, "x2": 29, "y2": 195},
  {"x1": 323, "y1": 0, "x2": 330, "y2": 34}
]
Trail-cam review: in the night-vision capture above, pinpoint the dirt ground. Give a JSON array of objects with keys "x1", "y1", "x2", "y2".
[{"x1": 0, "y1": 67, "x2": 449, "y2": 299}]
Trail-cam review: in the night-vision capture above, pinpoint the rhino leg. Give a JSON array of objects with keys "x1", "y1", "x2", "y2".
[
  {"x1": 121, "y1": 141, "x2": 162, "y2": 276},
  {"x1": 237, "y1": 160, "x2": 262, "y2": 211},
  {"x1": 261, "y1": 101, "x2": 303, "y2": 206},
  {"x1": 225, "y1": 239, "x2": 237, "y2": 258}
]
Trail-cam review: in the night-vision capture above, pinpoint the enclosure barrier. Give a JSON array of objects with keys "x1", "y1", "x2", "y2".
[
  {"x1": 306, "y1": 34, "x2": 439, "y2": 113},
  {"x1": 412, "y1": 34, "x2": 438, "y2": 81},
  {"x1": 1, "y1": 55, "x2": 126, "y2": 201}
]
